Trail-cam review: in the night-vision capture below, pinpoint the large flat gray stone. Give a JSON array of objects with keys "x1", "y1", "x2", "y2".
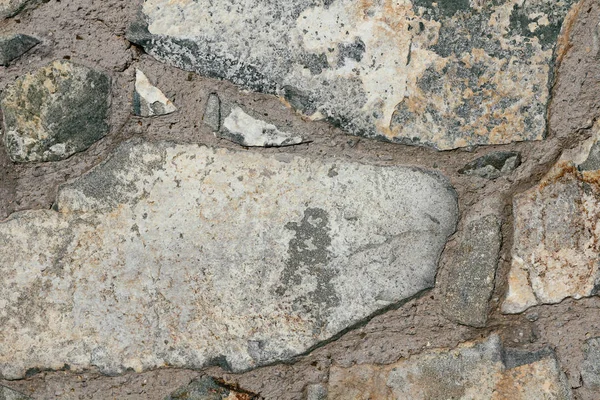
[
  {"x1": 128, "y1": 0, "x2": 578, "y2": 150},
  {"x1": 0, "y1": 140, "x2": 457, "y2": 379}
]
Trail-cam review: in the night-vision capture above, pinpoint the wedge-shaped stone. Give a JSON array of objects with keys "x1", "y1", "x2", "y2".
[
  {"x1": 0, "y1": 140, "x2": 457, "y2": 379},
  {"x1": 128, "y1": 0, "x2": 578, "y2": 149},
  {"x1": 133, "y1": 69, "x2": 176, "y2": 117},
  {"x1": 328, "y1": 335, "x2": 571, "y2": 399},
  {"x1": 503, "y1": 121, "x2": 600, "y2": 314}
]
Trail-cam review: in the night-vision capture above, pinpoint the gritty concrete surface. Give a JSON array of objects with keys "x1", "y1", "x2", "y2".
[{"x1": 0, "y1": 0, "x2": 599, "y2": 398}]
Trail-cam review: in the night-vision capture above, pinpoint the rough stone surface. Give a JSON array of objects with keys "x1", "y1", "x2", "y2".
[
  {"x1": 459, "y1": 151, "x2": 521, "y2": 180},
  {"x1": 503, "y1": 122, "x2": 600, "y2": 314},
  {"x1": 304, "y1": 384, "x2": 327, "y2": 400},
  {"x1": 129, "y1": 0, "x2": 578, "y2": 149},
  {"x1": 134, "y1": 69, "x2": 176, "y2": 117},
  {"x1": 443, "y1": 214, "x2": 501, "y2": 327},
  {"x1": 327, "y1": 335, "x2": 572, "y2": 399},
  {"x1": 165, "y1": 376, "x2": 255, "y2": 400},
  {"x1": 581, "y1": 337, "x2": 600, "y2": 390},
  {"x1": 0, "y1": 0, "x2": 43, "y2": 19},
  {"x1": 203, "y1": 93, "x2": 221, "y2": 132},
  {"x1": 0, "y1": 385, "x2": 30, "y2": 400},
  {"x1": 0, "y1": 60, "x2": 111, "y2": 162},
  {"x1": 0, "y1": 34, "x2": 39, "y2": 66},
  {"x1": 0, "y1": 139, "x2": 457, "y2": 380}
]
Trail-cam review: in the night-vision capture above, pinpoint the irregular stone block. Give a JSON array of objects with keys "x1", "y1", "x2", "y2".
[
  {"x1": 581, "y1": 337, "x2": 600, "y2": 389},
  {"x1": 0, "y1": 0, "x2": 43, "y2": 19},
  {"x1": 327, "y1": 335, "x2": 571, "y2": 399},
  {"x1": 164, "y1": 376, "x2": 255, "y2": 400},
  {"x1": 133, "y1": 69, "x2": 176, "y2": 117},
  {"x1": 128, "y1": 0, "x2": 578, "y2": 149},
  {"x1": 459, "y1": 152, "x2": 521, "y2": 180},
  {"x1": 503, "y1": 123, "x2": 600, "y2": 313},
  {"x1": 0, "y1": 34, "x2": 39, "y2": 66},
  {"x1": 0, "y1": 385, "x2": 31, "y2": 400},
  {"x1": 443, "y1": 214, "x2": 502, "y2": 327},
  {"x1": 305, "y1": 384, "x2": 327, "y2": 400},
  {"x1": 0, "y1": 60, "x2": 111, "y2": 162},
  {"x1": 0, "y1": 140, "x2": 458, "y2": 379}
]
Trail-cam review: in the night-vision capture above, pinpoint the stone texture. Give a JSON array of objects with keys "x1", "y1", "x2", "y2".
[
  {"x1": 581, "y1": 337, "x2": 600, "y2": 389},
  {"x1": 0, "y1": 0, "x2": 43, "y2": 19},
  {"x1": 133, "y1": 69, "x2": 176, "y2": 117},
  {"x1": 164, "y1": 376, "x2": 255, "y2": 400},
  {"x1": 443, "y1": 214, "x2": 501, "y2": 327},
  {"x1": 305, "y1": 384, "x2": 327, "y2": 400},
  {"x1": 327, "y1": 335, "x2": 571, "y2": 399},
  {"x1": 0, "y1": 34, "x2": 39, "y2": 66},
  {"x1": 128, "y1": 0, "x2": 578, "y2": 150},
  {"x1": 459, "y1": 152, "x2": 521, "y2": 180},
  {"x1": 503, "y1": 122, "x2": 600, "y2": 314},
  {"x1": 0, "y1": 385, "x2": 31, "y2": 400},
  {"x1": 203, "y1": 93, "x2": 221, "y2": 132},
  {"x1": 220, "y1": 104, "x2": 304, "y2": 147},
  {"x1": 0, "y1": 139, "x2": 458, "y2": 379},
  {"x1": 0, "y1": 60, "x2": 111, "y2": 162}
]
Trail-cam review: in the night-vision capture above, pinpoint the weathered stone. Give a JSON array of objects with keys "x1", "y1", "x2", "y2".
[
  {"x1": 0, "y1": 34, "x2": 39, "y2": 66},
  {"x1": 443, "y1": 214, "x2": 501, "y2": 327},
  {"x1": 0, "y1": 139, "x2": 458, "y2": 379},
  {"x1": 459, "y1": 152, "x2": 521, "y2": 180},
  {"x1": 202, "y1": 93, "x2": 221, "y2": 132},
  {"x1": 164, "y1": 376, "x2": 254, "y2": 400},
  {"x1": 128, "y1": 0, "x2": 578, "y2": 150},
  {"x1": 305, "y1": 384, "x2": 327, "y2": 400},
  {"x1": 0, "y1": 385, "x2": 31, "y2": 400},
  {"x1": 327, "y1": 335, "x2": 571, "y2": 399},
  {"x1": 219, "y1": 104, "x2": 304, "y2": 147},
  {"x1": 503, "y1": 123, "x2": 600, "y2": 313},
  {"x1": 0, "y1": 0, "x2": 43, "y2": 19},
  {"x1": 581, "y1": 337, "x2": 600, "y2": 389},
  {"x1": 133, "y1": 69, "x2": 176, "y2": 117},
  {"x1": 0, "y1": 60, "x2": 111, "y2": 162}
]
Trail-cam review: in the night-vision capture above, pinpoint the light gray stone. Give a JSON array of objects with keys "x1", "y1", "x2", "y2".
[
  {"x1": 0, "y1": 385, "x2": 31, "y2": 400},
  {"x1": 328, "y1": 335, "x2": 572, "y2": 399},
  {"x1": 459, "y1": 152, "x2": 521, "y2": 180},
  {"x1": 443, "y1": 214, "x2": 502, "y2": 327},
  {"x1": 133, "y1": 69, "x2": 176, "y2": 117},
  {"x1": 128, "y1": 0, "x2": 578, "y2": 150},
  {"x1": 0, "y1": 139, "x2": 458, "y2": 379},
  {"x1": 0, "y1": 0, "x2": 43, "y2": 19},
  {"x1": 219, "y1": 105, "x2": 304, "y2": 147},
  {"x1": 582, "y1": 337, "x2": 600, "y2": 389},
  {"x1": 305, "y1": 384, "x2": 327, "y2": 400},
  {"x1": 0, "y1": 34, "x2": 39, "y2": 66},
  {"x1": 0, "y1": 60, "x2": 111, "y2": 162}
]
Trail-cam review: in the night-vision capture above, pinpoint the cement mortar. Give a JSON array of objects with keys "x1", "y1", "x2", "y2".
[{"x1": 0, "y1": 0, "x2": 600, "y2": 398}]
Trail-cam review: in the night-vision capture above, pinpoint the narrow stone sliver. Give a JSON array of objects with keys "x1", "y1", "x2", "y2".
[{"x1": 0, "y1": 139, "x2": 458, "y2": 380}]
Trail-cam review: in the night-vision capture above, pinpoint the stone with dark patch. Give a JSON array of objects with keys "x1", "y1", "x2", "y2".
[
  {"x1": 164, "y1": 376, "x2": 256, "y2": 400},
  {"x1": 459, "y1": 152, "x2": 521, "y2": 179},
  {"x1": 0, "y1": 385, "x2": 31, "y2": 400},
  {"x1": 0, "y1": 34, "x2": 39, "y2": 66},
  {"x1": 0, "y1": 60, "x2": 111, "y2": 162}
]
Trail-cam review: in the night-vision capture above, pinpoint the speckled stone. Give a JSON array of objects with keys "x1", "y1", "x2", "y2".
[
  {"x1": 327, "y1": 335, "x2": 571, "y2": 399},
  {"x1": 0, "y1": 139, "x2": 457, "y2": 379},
  {"x1": 128, "y1": 0, "x2": 579, "y2": 150},
  {"x1": 0, "y1": 34, "x2": 39, "y2": 66},
  {"x1": 133, "y1": 69, "x2": 176, "y2": 117},
  {"x1": 459, "y1": 152, "x2": 521, "y2": 180},
  {"x1": 0, "y1": 0, "x2": 43, "y2": 19},
  {"x1": 0, "y1": 385, "x2": 31, "y2": 400},
  {"x1": 164, "y1": 376, "x2": 255, "y2": 400},
  {"x1": 0, "y1": 60, "x2": 111, "y2": 162},
  {"x1": 503, "y1": 121, "x2": 600, "y2": 314}
]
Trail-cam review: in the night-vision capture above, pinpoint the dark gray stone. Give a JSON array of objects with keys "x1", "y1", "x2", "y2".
[
  {"x1": 0, "y1": 34, "x2": 39, "y2": 66},
  {"x1": 0, "y1": 60, "x2": 111, "y2": 162},
  {"x1": 202, "y1": 93, "x2": 221, "y2": 131},
  {"x1": 459, "y1": 152, "x2": 521, "y2": 179},
  {"x1": 443, "y1": 214, "x2": 502, "y2": 327},
  {"x1": 582, "y1": 337, "x2": 600, "y2": 389},
  {"x1": 579, "y1": 141, "x2": 600, "y2": 171}
]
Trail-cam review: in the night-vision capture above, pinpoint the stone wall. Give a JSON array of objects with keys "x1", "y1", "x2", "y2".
[{"x1": 0, "y1": 0, "x2": 599, "y2": 399}]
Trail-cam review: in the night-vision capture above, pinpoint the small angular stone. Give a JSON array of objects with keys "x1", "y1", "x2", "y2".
[
  {"x1": 0, "y1": 34, "x2": 39, "y2": 66},
  {"x1": 443, "y1": 214, "x2": 502, "y2": 327},
  {"x1": 459, "y1": 152, "x2": 521, "y2": 179},
  {"x1": 328, "y1": 335, "x2": 571, "y2": 399},
  {"x1": 582, "y1": 337, "x2": 600, "y2": 389},
  {"x1": 164, "y1": 376, "x2": 254, "y2": 400},
  {"x1": 202, "y1": 93, "x2": 221, "y2": 131},
  {"x1": 0, "y1": 60, "x2": 111, "y2": 162},
  {"x1": 0, "y1": 385, "x2": 31, "y2": 400},
  {"x1": 0, "y1": 0, "x2": 43, "y2": 19},
  {"x1": 305, "y1": 384, "x2": 327, "y2": 400},
  {"x1": 133, "y1": 69, "x2": 176, "y2": 117},
  {"x1": 219, "y1": 105, "x2": 304, "y2": 147}
]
